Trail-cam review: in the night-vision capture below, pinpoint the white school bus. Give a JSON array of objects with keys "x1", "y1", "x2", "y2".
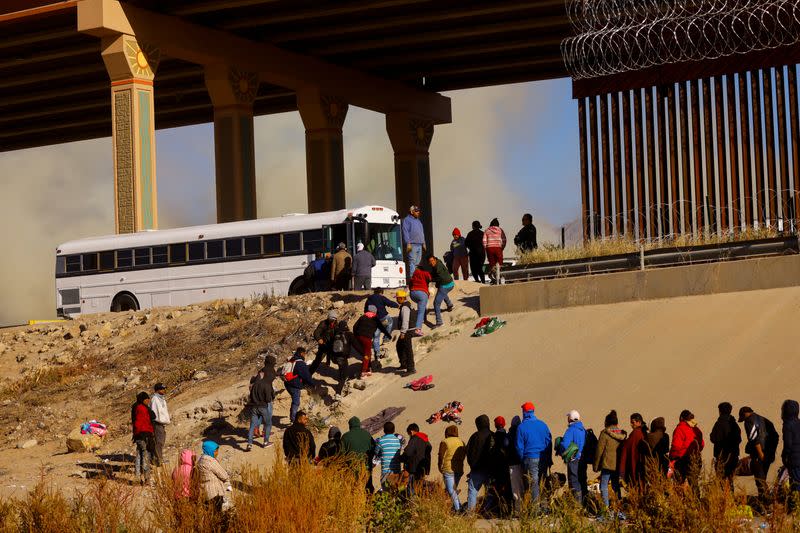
[{"x1": 55, "y1": 205, "x2": 405, "y2": 317}]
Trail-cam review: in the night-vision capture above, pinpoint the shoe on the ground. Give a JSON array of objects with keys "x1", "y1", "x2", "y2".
[
  {"x1": 245, "y1": 444, "x2": 252, "y2": 452},
  {"x1": 446, "y1": 305, "x2": 454, "y2": 312},
  {"x1": 431, "y1": 323, "x2": 443, "y2": 329},
  {"x1": 413, "y1": 328, "x2": 424, "y2": 337},
  {"x1": 264, "y1": 441, "x2": 274, "y2": 448},
  {"x1": 403, "y1": 370, "x2": 417, "y2": 376}
]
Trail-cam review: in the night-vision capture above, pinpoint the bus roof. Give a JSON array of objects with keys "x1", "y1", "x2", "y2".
[{"x1": 57, "y1": 205, "x2": 399, "y2": 255}]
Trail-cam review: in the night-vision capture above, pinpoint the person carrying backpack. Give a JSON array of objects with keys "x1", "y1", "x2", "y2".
[
  {"x1": 282, "y1": 348, "x2": 317, "y2": 424},
  {"x1": 374, "y1": 422, "x2": 405, "y2": 490},
  {"x1": 352, "y1": 305, "x2": 391, "y2": 378},
  {"x1": 639, "y1": 417, "x2": 670, "y2": 483},
  {"x1": 330, "y1": 320, "x2": 353, "y2": 394},
  {"x1": 466, "y1": 414, "x2": 495, "y2": 512},
  {"x1": 593, "y1": 410, "x2": 627, "y2": 509},
  {"x1": 710, "y1": 402, "x2": 741, "y2": 483},
  {"x1": 739, "y1": 406, "x2": 779, "y2": 501},
  {"x1": 556, "y1": 410, "x2": 586, "y2": 503},
  {"x1": 310, "y1": 311, "x2": 338, "y2": 375},
  {"x1": 317, "y1": 426, "x2": 342, "y2": 464},
  {"x1": 401, "y1": 423, "x2": 432, "y2": 496}
]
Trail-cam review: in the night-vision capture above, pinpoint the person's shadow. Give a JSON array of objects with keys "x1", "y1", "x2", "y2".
[{"x1": 202, "y1": 418, "x2": 249, "y2": 451}]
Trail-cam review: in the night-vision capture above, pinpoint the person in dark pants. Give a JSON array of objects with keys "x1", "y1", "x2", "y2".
[
  {"x1": 310, "y1": 311, "x2": 338, "y2": 375},
  {"x1": 283, "y1": 411, "x2": 316, "y2": 462},
  {"x1": 283, "y1": 348, "x2": 317, "y2": 424},
  {"x1": 710, "y1": 402, "x2": 741, "y2": 484},
  {"x1": 352, "y1": 243, "x2": 376, "y2": 290},
  {"x1": 465, "y1": 220, "x2": 486, "y2": 283},
  {"x1": 131, "y1": 391, "x2": 154, "y2": 484},
  {"x1": 246, "y1": 370, "x2": 274, "y2": 451},
  {"x1": 466, "y1": 414, "x2": 495, "y2": 512},
  {"x1": 781, "y1": 399, "x2": 800, "y2": 507},
  {"x1": 364, "y1": 288, "x2": 399, "y2": 359},
  {"x1": 394, "y1": 289, "x2": 415, "y2": 375},
  {"x1": 513, "y1": 213, "x2": 538, "y2": 254},
  {"x1": 352, "y1": 306, "x2": 391, "y2": 379},
  {"x1": 149, "y1": 382, "x2": 170, "y2": 467},
  {"x1": 740, "y1": 406, "x2": 778, "y2": 502},
  {"x1": 401, "y1": 423, "x2": 432, "y2": 497}
]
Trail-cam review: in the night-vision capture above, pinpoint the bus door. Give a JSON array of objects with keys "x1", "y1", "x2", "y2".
[{"x1": 323, "y1": 223, "x2": 351, "y2": 255}]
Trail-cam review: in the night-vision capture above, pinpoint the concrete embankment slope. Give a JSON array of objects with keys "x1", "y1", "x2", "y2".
[{"x1": 354, "y1": 285, "x2": 800, "y2": 484}]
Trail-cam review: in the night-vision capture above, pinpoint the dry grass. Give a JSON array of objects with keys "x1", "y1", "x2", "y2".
[{"x1": 519, "y1": 227, "x2": 780, "y2": 266}]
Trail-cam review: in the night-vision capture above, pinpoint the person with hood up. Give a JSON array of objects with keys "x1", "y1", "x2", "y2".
[
  {"x1": 365, "y1": 287, "x2": 399, "y2": 358},
  {"x1": 283, "y1": 410, "x2": 316, "y2": 462},
  {"x1": 375, "y1": 421, "x2": 405, "y2": 490},
  {"x1": 709, "y1": 402, "x2": 741, "y2": 483},
  {"x1": 172, "y1": 449, "x2": 196, "y2": 499},
  {"x1": 317, "y1": 426, "x2": 342, "y2": 464},
  {"x1": 401, "y1": 205, "x2": 426, "y2": 279},
  {"x1": 342, "y1": 416, "x2": 377, "y2": 492},
  {"x1": 331, "y1": 243, "x2": 352, "y2": 290},
  {"x1": 515, "y1": 402, "x2": 552, "y2": 503},
  {"x1": 482, "y1": 218, "x2": 507, "y2": 284},
  {"x1": 438, "y1": 424, "x2": 466, "y2": 511},
  {"x1": 670, "y1": 410, "x2": 704, "y2": 485},
  {"x1": 466, "y1": 414, "x2": 495, "y2": 512},
  {"x1": 131, "y1": 391, "x2": 155, "y2": 484},
  {"x1": 197, "y1": 440, "x2": 230, "y2": 513},
  {"x1": 781, "y1": 400, "x2": 800, "y2": 501},
  {"x1": 619, "y1": 412, "x2": 647, "y2": 487},
  {"x1": 507, "y1": 416, "x2": 524, "y2": 511},
  {"x1": 352, "y1": 242, "x2": 376, "y2": 290},
  {"x1": 247, "y1": 368, "x2": 275, "y2": 451},
  {"x1": 465, "y1": 221, "x2": 486, "y2": 283},
  {"x1": 450, "y1": 228, "x2": 469, "y2": 280},
  {"x1": 310, "y1": 311, "x2": 339, "y2": 375},
  {"x1": 408, "y1": 264, "x2": 432, "y2": 335},
  {"x1": 401, "y1": 423, "x2": 432, "y2": 496},
  {"x1": 639, "y1": 417, "x2": 670, "y2": 482},
  {"x1": 739, "y1": 406, "x2": 778, "y2": 501},
  {"x1": 426, "y1": 255, "x2": 454, "y2": 329},
  {"x1": 557, "y1": 410, "x2": 586, "y2": 502},
  {"x1": 513, "y1": 213, "x2": 538, "y2": 254},
  {"x1": 490, "y1": 416, "x2": 513, "y2": 512},
  {"x1": 352, "y1": 305, "x2": 391, "y2": 378},
  {"x1": 593, "y1": 410, "x2": 627, "y2": 509},
  {"x1": 283, "y1": 347, "x2": 317, "y2": 424}
]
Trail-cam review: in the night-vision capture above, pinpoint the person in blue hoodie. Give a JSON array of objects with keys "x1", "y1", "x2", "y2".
[
  {"x1": 514, "y1": 402, "x2": 552, "y2": 502},
  {"x1": 557, "y1": 409, "x2": 586, "y2": 503},
  {"x1": 283, "y1": 348, "x2": 317, "y2": 424}
]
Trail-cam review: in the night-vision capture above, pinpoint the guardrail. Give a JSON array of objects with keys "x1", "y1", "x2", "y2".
[{"x1": 499, "y1": 236, "x2": 800, "y2": 283}]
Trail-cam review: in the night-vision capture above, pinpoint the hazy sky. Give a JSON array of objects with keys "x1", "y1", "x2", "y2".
[{"x1": 0, "y1": 78, "x2": 579, "y2": 326}]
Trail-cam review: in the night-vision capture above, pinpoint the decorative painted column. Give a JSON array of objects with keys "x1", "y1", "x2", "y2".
[
  {"x1": 386, "y1": 111, "x2": 434, "y2": 252},
  {"x1": 297, "y1": 88, "x2": 349, "y2": 213},
  {"x1": 101, "y1": 34, "x2": 159, "y2": 233},
  {"x1": 205, "y1": 65, "x2": 259, "y2": 222}
]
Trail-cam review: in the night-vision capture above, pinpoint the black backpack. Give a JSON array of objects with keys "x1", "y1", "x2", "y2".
[
  {"x1": 332, "y1": 330, "x2": 350, "y2": 357},
  {"x1": 581, "y1": 428, "x2": 598, "y2": 464},
  {"x1": 764, "y1": 417, "x2": 780, "y2": 463}
]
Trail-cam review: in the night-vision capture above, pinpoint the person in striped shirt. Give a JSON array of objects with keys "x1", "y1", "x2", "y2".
[{"x1": 374, "y1": 421, "x2": 405, "y2": 490}]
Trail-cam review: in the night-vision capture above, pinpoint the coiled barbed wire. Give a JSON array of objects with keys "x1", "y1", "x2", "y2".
[{"x1": 562, "y1": 0, "x2": 800, "y2": 80}]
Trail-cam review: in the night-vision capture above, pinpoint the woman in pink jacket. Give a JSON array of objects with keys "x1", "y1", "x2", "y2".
[
  {"x1": 172, "y1": 448, "x2": 196, "y2": 499},
  {"x1": 482, "y1": 218, "x2": 506, "y2": 284}
]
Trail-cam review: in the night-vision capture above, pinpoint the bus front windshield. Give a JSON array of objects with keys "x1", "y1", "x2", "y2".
[{"x1": 367, "y1": 223, "x2": 403, "y2": 261}]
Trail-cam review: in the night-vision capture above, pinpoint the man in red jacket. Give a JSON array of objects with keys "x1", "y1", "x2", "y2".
[{"x1": 131, "y1": 391, "x2": 155, "y2": 484}]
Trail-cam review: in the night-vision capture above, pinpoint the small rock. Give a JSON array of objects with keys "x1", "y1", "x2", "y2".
[
  {"x1": 140, "y1": 366, "x2": 147, "y2": 373},
  {"x1": 192, "y1": 370, "x2": 208, "y2": 380},
  {"x1": 16, "y1": 439, "x2": 37, "y2": 449},
  {"x1": 252, "y1": 304, "x2": 264, "y2": 312},
  {"x1": 332, "y1": 301, "x2": 345, "y2": 309},
  {"x1": 52, "y1": 353, "x2": 73, "y2": 365},
  {"x1": 243, "y1": 300, "x2": 253, "y2": 309},
  {"x1": 153, "y1": 324, "x2": 163, "y2": 333},
  {"x1": 166, "y1": 310, "x2": 181, "y2": 319},
  {"x1": 2, "y1": 399, "x2": 11, "y2": 406},
  {"x1": 211, "y1": 400, "x2": 224, "y2": 412},
  {"x1": 125, "y1": 375, "x2": 141, "y2": 387},
  {"x1": 0, "y1": 342, "x2": 6, "y2": 354},
  {"x1": 78, "y1": 323, "x2": 89, "y2": 332},
  {"x1": 63, "y1": 327, "x2": 80, "y2": 340},
  {"x1": 98, "y1": 323, "x2": 113, "y2": 339},
  {"x1": 37, "y1": 422, "x2": 46, "y2": 430},
  {"x1": 15, "y1": 354, "x2": 26, "y2": 363},
  {"x1": 352, "y1": 380, "x2": 367, "y2": 390}
]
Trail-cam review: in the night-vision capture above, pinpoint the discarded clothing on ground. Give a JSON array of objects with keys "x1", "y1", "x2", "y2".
[
  {"x1": 80, "y1": 420, "x2": 107, "y2": 437},
  {"x1": 427, "y1": 400, "x2": 464, "y2": 425},
  {"x1": 361, "y1": 407, "x2": 406, "y2": 435},
  {"x1": 471, "y1": 317, "x2": 506, "y2": 337},
  {"x1": 404, "y1": 375, "x2": 434, "y2": 391}
]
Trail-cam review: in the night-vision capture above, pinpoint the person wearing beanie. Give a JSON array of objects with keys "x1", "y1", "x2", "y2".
[
  {"x1": 197, "y1": 440, "x2": 230, "y2": 512},
  {"x1": 247, "y1": 367, "x2": 275, "y2": 451},
  {"x1": 593, "y1": 410, "x2": 627, "y2": 509},
  {"x1": 491, "y1": 415, "x2": 512, "y2": 512},
  {"x1": 739, "y1": 406, "x2": 778, "y2": 502},
  {"x1": 557, "y1": 410, "x2": 586, "y2": 503},
  {"x1": 507, "y1": 416, "x2": 524, "y2": 511},
  {"x1": 352, "y1": 242, "x2": 376, "y2": 290},
  {"x1": 401, "y1": 205, "x2": 426, "y2": 280},
  {"x1": 394, "y1": 289, "x2": 416, "y2": 375},
  {"x1": 331, "y1": 242, "x2": 352, "y2": 290},
  {"x1": 482, "y1": 218, "x2": 507, "y2": 284},
  {"x1": 515, "y1": 402, "x2": 552, "y2": 503},
  {"x1": 150, "y1": 382, "x2": 170, "y2": 467},
  {"x1": 310, "y1": 310, "x2": 339, "y2": 375},
  {"x1": 466, "y1": 414, "x2": 495, "y2": 512},
  {"x1": 352, "y1": 305, "x2": 391, "y2": 378},
  {"x1": 375, "y1": 421, "x2": 405, "y2": 490},
  {"x1": 283, "y1": 347, "x2": 317, "y2": 424},
  {"x1": 465, "y1": 221, "x2": 486, "y2": 283},
  {"x1": 438, "y1": 424, "x2": 466, "y2": 511},
  {"x1": 513, "y1": 213, "x2": 538, "y2": 254},
  {"x1": 365, "y1": 287, "x2": 399, "y2": 359},
  {"x1": 449, "y1": 227, "x2": 469, "y2": 280},
  {"x1": 131, "y1": 391, "x2": 155, "y2": 485},
  {"x1": 640, "y1": 416, "x2": 670, "y2": 481}
]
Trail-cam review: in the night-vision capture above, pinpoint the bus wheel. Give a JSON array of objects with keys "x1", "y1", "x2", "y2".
[
  {"x1": 288, "y1": 277, "x2": 310, "y2": 296},
  {"x1": 111, "y1": 292, "x2": 139, "y2": 312}
]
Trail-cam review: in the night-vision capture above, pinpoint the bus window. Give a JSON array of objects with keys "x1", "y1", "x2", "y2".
[
  {"x1": 283, "y1": 232, "x2": 301, "y2": 252},
  {"x1": 368, "y1": 223, "x2": 403, "y2": 261},
  {"x1": 65, "y1": 255, "x2": 81, "y2": 273},
  {"x1": 206, "y1": 240, "x2": 224, "y2": 259},
  {"x1": 134, "y1": 248, "x2": 151, "y2": 266},
  {"x1": 117, "y1": 249, "x2": 133, "y2": 268},
  {"x1": 244, "y1": 236, "x2": 262, "y2": 256},
  {"x1": 82, "y1": 253, "x2": 98, "y2": 272},
  {"x1": 99, "y1": 251, "x2": 115, "y2": 271},
  {"x1": 188, "y1": 242, "x2": 205, "y2": 262},
  {"x1": 353, "y1": 222, "x2": 367, "y2": 252},
  {"x1": 225, "y1": 238, "x2": 242, "y2": 258},
  {"x1": 262, "y1": 234, "x2": 280, "y2": 255},
  {"x1": 152, "y1": 246, "x2": 168, "y2": 265},
  {"x1": 327, "y1": 223, "x2": 350, "y2": 253},
  {"x1": 169, "y1": 243, "x2": 186, "y2": 264},
  {"x1": 303, "y1": 229, "x2": 324, "y2": 254}
]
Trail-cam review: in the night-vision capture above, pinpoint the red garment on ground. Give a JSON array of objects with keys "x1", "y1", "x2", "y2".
[
  {"x1": 357, "y1": 335, "x2": 372, "y2": 373},
  {"x1": 486, "y1": 248, "x2": 504, "y2": 272},
  {"x1": 409, "y1": 268, "x2": 432, "y2": 294},
  {"x1": 619, "y1": 426, "x2": 645, "y2": 483},
  {"x1": 132, "y1": 403, "x2": 154, "y2": 436},
  {"x1": 670, "y1": 421, "x2": 705, "y2": 460}
]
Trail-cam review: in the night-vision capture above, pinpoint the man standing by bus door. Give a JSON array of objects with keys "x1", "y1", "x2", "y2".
[
  {"x1": 402, "y1": 205, "x2": 426, "y2": 280},
  {"x1": 150, "y1": 383, "x2": 171, "y2": 467}
]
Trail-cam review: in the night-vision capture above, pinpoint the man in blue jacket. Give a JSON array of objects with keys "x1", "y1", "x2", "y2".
[
  {"x1": 364, "y1": 288, "x2": 399, "y2": 357},
  {"x1": 515, "y1": 402, "x2": 551, "y2": 502},
  {"x1": 557, "y1": 409, "x2": 586, "y2": 503},
  {"x1": 283, "y1": 348, "x2": 317, "y2": 424},
  {"x1": 401, "y1": 205, "x2": 426, "y2": 279}
]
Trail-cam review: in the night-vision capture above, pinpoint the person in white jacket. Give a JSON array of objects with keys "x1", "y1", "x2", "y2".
[{"x1": 150, "y1": 382, "x2": 171, "y2": 466}]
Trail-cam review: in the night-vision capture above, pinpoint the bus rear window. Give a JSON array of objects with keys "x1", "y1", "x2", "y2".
[
  {"x1": 152, "y1": 246, "x2": 168, "y2": 265},
  {"x1": 206, "y1": 240, "x2": 224, "y2": 259},
  {"x1": 244, "y1": 236, "x2": 262, "y2": 256},
  {"x1": 188, "y1": 242, "x2": 205, "y2": 262},
  {"x1": 99, "y1": 251, "x2": 115, "y2": 271},
  {"x1": 65, "y1": 255, "x2": 81, "y2": 273},
  {"x1": 135, "y1": 248, "x2": 151, "y2": 266},
  {"x1": 225, "y1": 238, "x2": 242, "y2": 257},
  {"x1": 117, "y1": 249, "x2": 133, "y2": 268},
  {"x1": 283, "y1": 233, "x2": 301, "y2": 252},
  {"x1": 169, "y1": 244, "x2": 186, "y2": 264},
  {"x1": 82, "y1": 253, "x2": 98, "y2": 272},
  {"x1": 263, "y1": 234, "x2": 280, "y2": 254}
]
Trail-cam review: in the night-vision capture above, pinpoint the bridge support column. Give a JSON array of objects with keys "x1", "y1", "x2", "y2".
[
  {"x1": 205, "y1": 65, "x2": 259, "y2": 222},
  {"x1": 297, "y1": 88, "x2": 348, "y2": 213},
  {"x1": 386, "y1": 112, "x2": 434, "y2": 252},
  {"x1": 101, "y1": 34, "x2": 159, "y2": 234}
]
